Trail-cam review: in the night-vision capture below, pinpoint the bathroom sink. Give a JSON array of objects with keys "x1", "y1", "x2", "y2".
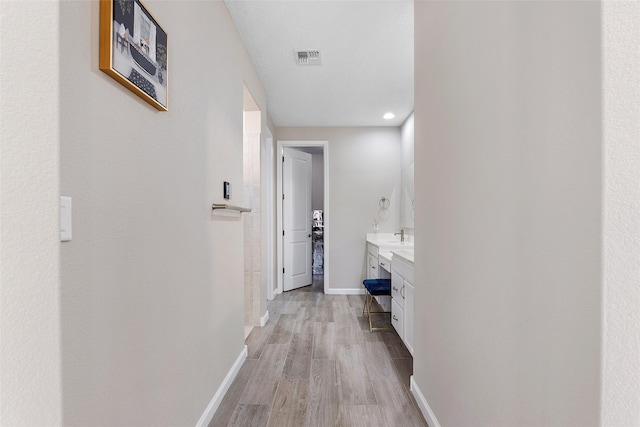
[
  {"x1": 371, "y1": 239, "x2": 413, "y2": 248},
  {"x1": 376, "y1": 239, "x2": 402, "y2": 244},
  {"x1": 381, "y1": 241, "x2": 411, "y2": 247},
  {"x1": 392, "y1": 249, "x2": 414, "y2": 264},
  {"x1": 367, "y1": 233, "x2": 413, "y2": 250}
]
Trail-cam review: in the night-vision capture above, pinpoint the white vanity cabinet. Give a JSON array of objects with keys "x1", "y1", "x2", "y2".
[
  {"x1": 365, "y1": 241, "x2": 392, "y2": 311},
  {"x1": 404, "y1": 279, "x2": 414, "y2": 355},
  {"x1": 365, "y1": 235, "x2": 412, "y2": 314},
  {"x1": 366, "y1": 243, "x2": 379, "y2": 279},
  {"x1": 391, "y1": 252, "x2": 414, "y2": 356},
  {"x1": 365, "y1": 234, "x2": 412, "y2": 281},
  {"x1": 391, "y1": 278, "x2": 404, "y2": 337}
]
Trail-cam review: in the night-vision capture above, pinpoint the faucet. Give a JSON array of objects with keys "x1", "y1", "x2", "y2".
[{"x1": 394, "y1": 229, "x2": 405, "y2": 243}]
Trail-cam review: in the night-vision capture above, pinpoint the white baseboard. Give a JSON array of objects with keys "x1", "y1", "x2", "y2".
[
  {"x1": 324, "y1": 288, "x2": 365, "y2": 295},
  {"x1": 196, "y1": 345, "x2": 248, "y2": 427},
  {"x1": 267, "y1": 286, "x2": 281, "y2": 301},
  {"x1": 260, "y1": 310, "x2": 269, "y2": 326},
  {"x1": 410, "y1": 375, "x2": 441, "y2": 427}
]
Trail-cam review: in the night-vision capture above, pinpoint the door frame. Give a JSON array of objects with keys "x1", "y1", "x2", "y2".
[{"x1": 276, "y1": 140, "x2": 329, "y2": 294}]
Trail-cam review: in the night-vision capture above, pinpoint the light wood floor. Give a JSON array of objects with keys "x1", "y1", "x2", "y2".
[{"x1": 209, "y1": 277, "x2": 428, "y2": 427}]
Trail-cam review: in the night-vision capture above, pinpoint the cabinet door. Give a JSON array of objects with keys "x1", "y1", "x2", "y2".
[
  {"x1": 391, "y1": 271, "x2": 403, "y2": 307},
  {"x1": 391, "y1": 298, "x2": 404, "y2": 337},
  {"x1": 367, "y1": 253, "x2": 378, "y2": 279},
  {"x1": 404, "y1": 280, "x2": 414, "y2": 356}
]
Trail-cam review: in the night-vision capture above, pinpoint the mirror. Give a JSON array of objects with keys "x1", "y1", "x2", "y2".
[{"x1": 401, "y1": 162, "x2": 414, "y2": 229}]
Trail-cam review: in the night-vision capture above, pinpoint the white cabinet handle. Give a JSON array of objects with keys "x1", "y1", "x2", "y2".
[
  {"x1": 401, "y1": 285, "x2": 405, "y2": 299},
  {"x1": 393, "y1": 315, "x2": 399, "y2": 321}
]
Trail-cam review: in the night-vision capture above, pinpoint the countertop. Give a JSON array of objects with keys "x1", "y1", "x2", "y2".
[
  {"x1": 391, "y1": 249, "x2": 414, "y2": 265},
  {"x1": 366, "y1": 233, "x2": 414, "y2": 248}
]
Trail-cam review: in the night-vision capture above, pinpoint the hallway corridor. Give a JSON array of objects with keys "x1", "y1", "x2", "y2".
[{"x1": 209, "y1": 278, "x2": 427, "y2": 426}]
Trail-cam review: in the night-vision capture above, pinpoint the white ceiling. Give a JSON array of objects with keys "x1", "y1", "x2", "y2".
[{"x1": 224, "y1": 0, "x2": 414, "y2": 127}]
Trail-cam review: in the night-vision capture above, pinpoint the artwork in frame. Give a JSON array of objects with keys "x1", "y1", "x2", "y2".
[{"x1": 99, "y1": 0, "x2": 168, "y2": 111}]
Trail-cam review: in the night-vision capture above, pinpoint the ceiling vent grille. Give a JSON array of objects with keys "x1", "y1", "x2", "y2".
[{"x1": 295, "y1": 50, "x2": 321, "y2": 65}]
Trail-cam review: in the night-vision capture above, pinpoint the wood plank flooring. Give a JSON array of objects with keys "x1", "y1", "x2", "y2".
[{"x1": 210, "y1": 277, "x2": 427, "y2": 427}]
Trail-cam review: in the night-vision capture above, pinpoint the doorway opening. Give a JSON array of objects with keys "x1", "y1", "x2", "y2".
[
  {"x1": 276, "y1": 140, "x2": 329, "y2": 294},
  {"x1": 242, "y1": 86, "x2": 262, "y2": 338}
]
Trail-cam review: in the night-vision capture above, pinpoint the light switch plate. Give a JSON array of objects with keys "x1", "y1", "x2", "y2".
[{"x1": 60, "y1": 196, "x2": 72, "y2": 242}]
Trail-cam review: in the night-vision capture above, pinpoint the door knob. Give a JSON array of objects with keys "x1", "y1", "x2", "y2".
[{"x1": 308, "y1": 233, "x2": 312, "y2": 237}]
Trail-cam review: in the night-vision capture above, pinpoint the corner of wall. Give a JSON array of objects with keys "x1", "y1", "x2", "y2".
[
  {"x1": 0, "y1": 1, "x2": 63, "y2": 424},
  {"x1": 601, "y1": 2, "x2": 640, "y2": 425}
]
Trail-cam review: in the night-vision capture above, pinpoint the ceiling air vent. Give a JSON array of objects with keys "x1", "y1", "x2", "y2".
[{"x1": 295, "y1": 50, "x2": 321, "y2": 65}]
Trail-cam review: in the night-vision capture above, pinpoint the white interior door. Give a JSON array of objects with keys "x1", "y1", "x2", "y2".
[{"x1": 283, "y1": 147, "x2": 312, "y2": 291}]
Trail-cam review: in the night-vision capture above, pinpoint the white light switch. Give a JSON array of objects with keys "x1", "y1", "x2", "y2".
[{"x1": 60, "y1": 196, "x2": 72, "y2": 242}]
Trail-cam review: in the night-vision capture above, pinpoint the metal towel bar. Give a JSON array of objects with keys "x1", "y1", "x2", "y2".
[{"x1": 211, "y1": 203, "x2": 251, "y2": 213}]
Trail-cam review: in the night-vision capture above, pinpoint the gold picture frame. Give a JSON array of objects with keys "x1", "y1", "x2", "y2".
[{"x1": 99, "y1": 0, "x2": 168, "y2": 111}]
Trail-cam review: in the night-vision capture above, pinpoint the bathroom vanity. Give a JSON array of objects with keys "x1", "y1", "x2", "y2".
[
  {"x1": 365, "y1": 233, "x2": 412, "y2": 320},
  {"x1": 391, "y1": 249, "x2": 414, "y2": 356}
]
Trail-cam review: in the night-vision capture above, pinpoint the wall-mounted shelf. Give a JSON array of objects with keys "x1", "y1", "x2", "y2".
[{"x1": 211, "y1": 203, "x2": 251, "y2": 213}]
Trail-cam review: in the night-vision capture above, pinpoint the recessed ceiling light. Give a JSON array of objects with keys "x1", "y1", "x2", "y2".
[{"x1": 383, "y1": 112, "x2": 395, "y2": 120}]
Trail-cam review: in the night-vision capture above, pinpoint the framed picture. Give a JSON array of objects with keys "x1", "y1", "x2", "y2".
[{"x1": 99, "y1": 0, "x2": 168, "y2": 111}]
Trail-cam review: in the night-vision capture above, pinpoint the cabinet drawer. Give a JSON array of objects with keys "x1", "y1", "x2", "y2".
[
  {"x1": 367, "y1": 253, "x2": 379, "y2": 279},
  {"x1": 391, "y1": 298, "x2": 404, "y2": 337},
  {"x1": 391, "y1": 273, "x2": 403, "y2": 307},
  {"x1": 378, "y1": 256, "x2": 391, "y2": 273},
  {"x1": 392, "y1": 257, "x2": 413, "y2": 283}
]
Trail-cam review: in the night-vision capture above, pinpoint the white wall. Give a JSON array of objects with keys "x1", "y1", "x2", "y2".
[
  {"x1": 276, "y1": 127, "x2": 401, "y2": 291},
  {"x1": 414, "y1": 2, "x2": 602, "y2": 425},
  {"x1": 295, "y1": 149, "x2": 324, "y2": 211},
  {"x1": 601, "y1": 2, "x2": 640, "y2": 425},
  {"x1": 261, "y1": 125, "x2": 276, "y2": 302},
  {"x1": 401, "y1": 112, "x2": 414, "y2": 170},
  {"x1": 58, "y1": 1, "x2": 266, "y2": 424},
  {"x1": 400, "y1": 112, "x2": 414, "y2": 230},
  {"x1": 0, "y1": 2, "x2": 63, "y2": 425},
  {"x1": 311, "y1": 153, "x2": 324, "y2": 211}
]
